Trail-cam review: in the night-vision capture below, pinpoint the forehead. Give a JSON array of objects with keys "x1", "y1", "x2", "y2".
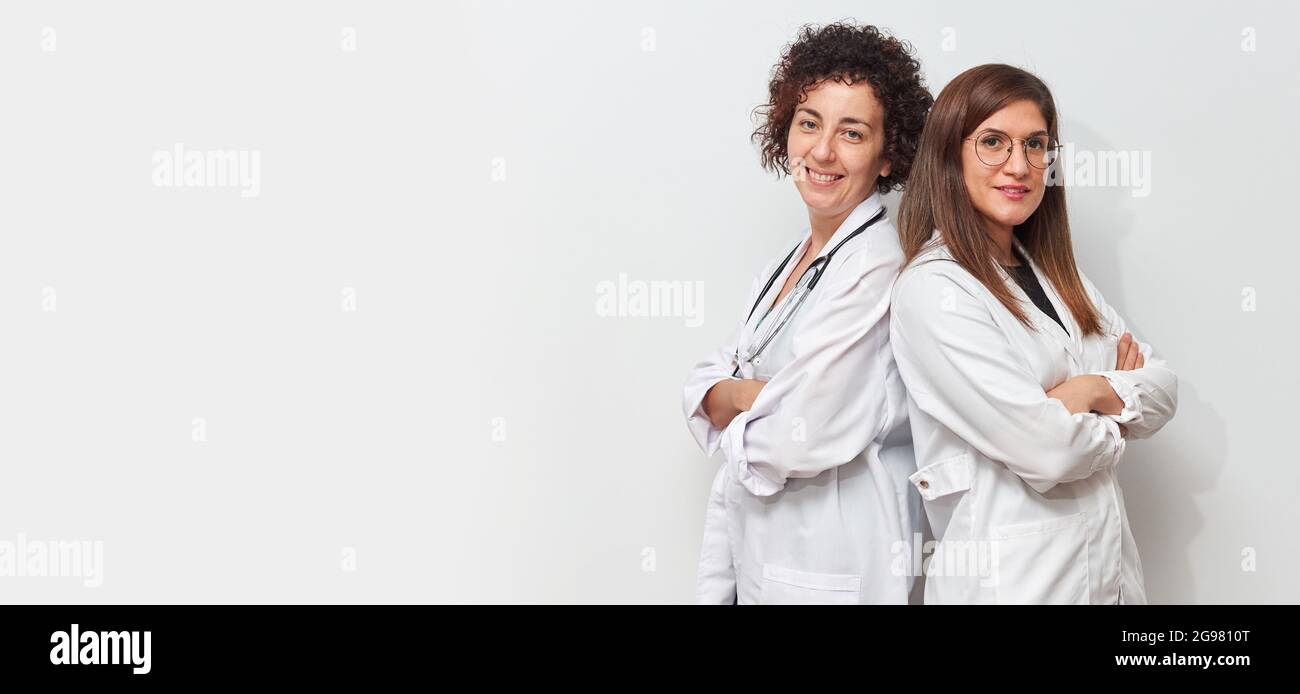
[
  {"x1": 972, "y1": 99, "x2": 1048, "y2": 135},
  {"x1": 799, "y1": 79, "x2": 884, "y2": 122}
]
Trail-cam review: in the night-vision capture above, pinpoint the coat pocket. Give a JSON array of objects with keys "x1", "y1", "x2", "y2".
[
  {"x1": 909, "y1": 453, "x2": 973, "y2": 500},
  {"x1": 758, "y1": 564, "x2": 861, "y2": 605},
  {"x1": 909, "y1": 453, "x2": 974, "y2": 541},
  {"x1": 989, "y1": 512, "x2": 1090, "y2": 605}
]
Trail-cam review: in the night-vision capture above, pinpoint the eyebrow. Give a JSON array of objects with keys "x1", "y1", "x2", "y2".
[
  {"x1": 979, "y1": 127, "x2": 1051, "y2": 138},
  {"x1": 796, "y1": 107, "x2": 873, "y2": 129}
]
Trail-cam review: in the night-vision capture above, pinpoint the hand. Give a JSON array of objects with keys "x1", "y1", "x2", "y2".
[
  {"x1": 1045, "y1": 335, "x2": 1142, "y2": 419},
  {"x1": 1115, "y1": 332, "x2": 1145, "y2": 371},
  {"x1": 1046, "y1": 373, "x2": 1127, "y2": 415},
  {"x1": 703, "y1": 378, "x2": 768, "y2": 429},
  {"x1": 730, "y1": 379, "x2": 767, "y2": 413},
  {"x1": 1045, "y1": 375, "x2": 1109, "y2": 415}
]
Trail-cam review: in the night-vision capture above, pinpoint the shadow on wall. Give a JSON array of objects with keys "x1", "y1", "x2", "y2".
[
  {"x1": 1120, "y1": 381, "x2": 1226, "y2": 603},
  {"x1": 1063, "y1": 120, "x2": 1226, "y2": 604}
]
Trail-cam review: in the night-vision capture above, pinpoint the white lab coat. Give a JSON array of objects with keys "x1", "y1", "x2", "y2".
[
  {"x1": 889, "y1": 231, "x2": 1178, "y2": 604},
  {"x1": 683, "y1": 194, "x2": 923, "y2": 604}
]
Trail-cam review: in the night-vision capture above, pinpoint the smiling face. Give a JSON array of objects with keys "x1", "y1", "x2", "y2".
[
  {"x1": 961, "y1": 99, "x2": 1050, "y2": 236},
  {"x1": 787, "y1": 79, "x2": 891, "y2": 222}
]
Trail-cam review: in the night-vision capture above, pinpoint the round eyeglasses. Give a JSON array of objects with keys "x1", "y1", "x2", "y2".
[{"x1": 964, "y1": 130, "x2": 1061, "y2": 169}]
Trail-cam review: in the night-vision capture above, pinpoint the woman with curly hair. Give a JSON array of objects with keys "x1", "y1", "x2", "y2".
[{"x1": 682, "y1": 21, "x2": 932, "y2": 604}]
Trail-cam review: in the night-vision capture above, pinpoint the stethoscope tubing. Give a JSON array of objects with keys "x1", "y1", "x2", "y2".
[{"x1": 730, "y1": 206, "x2": 887, "y2": 377}]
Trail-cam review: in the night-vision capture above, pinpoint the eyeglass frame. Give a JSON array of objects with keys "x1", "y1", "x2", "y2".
[{"x1": 963, "y1": 129, "x2": 1063, "y2": 169}]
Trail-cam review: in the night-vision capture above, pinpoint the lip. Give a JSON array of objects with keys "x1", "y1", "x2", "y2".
[
  {"x1": 804, "y1": 165, "x2": 845, "y2": 188},
  {"x1": 995, "y1": 184, "x2": 1030, "y2": 201}
]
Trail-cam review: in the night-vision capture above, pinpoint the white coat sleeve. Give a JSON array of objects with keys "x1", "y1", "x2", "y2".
[
  {"x1": 1082, "y1": 274, "x2": 1179, "y2": 440},
  {"x1": 682, "y1": 271, "x2": 766, "y2": 457},
  {"x1": 889, "y1": 266, "x2": 1126, "y2": 494},
  {"x1": 717, "y1": 245, "x2": 899, "y2": 497}
]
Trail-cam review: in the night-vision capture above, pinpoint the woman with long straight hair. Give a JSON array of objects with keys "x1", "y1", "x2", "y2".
[{"x1": 890, "y1": 64, "x2": 1178, "y2": 604}]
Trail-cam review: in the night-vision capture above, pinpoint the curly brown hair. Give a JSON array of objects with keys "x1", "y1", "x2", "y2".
[{"x1": 752, "y1": 22, "x2": 933, "y2": 195}]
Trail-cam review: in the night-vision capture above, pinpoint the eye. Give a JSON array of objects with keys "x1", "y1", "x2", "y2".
[
  {"x1": 799, "y1": 120, "x2": 817, "y2": 130},
  {"x1": 844, "y1": 130, "x2": 862, "y2": 141},
  {"x1": 980, "y1": 134, "x2": 1005, "y2": 148},
  {"x1": 1026, "y1": 137, "x2": 1046, "y2": 150}
]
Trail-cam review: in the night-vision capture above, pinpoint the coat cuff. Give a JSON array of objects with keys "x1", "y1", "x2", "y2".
[
  {"x1": 720, "y1": 414, "x2": 784, "y2": 497},
  {"x1": 684, "y1": 376, "x2": 733, "y2": 456},
  {"x1": 1086, "y1": 412, "x2": 1128, "y2": 476},
  {"x1": 1097, "y1": 371, "x2": 1143, "y2": 425}
]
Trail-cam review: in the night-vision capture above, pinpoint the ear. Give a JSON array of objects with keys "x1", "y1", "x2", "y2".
[{"x1": 879, "y1": 159, "x2": 892, "y2": 179}]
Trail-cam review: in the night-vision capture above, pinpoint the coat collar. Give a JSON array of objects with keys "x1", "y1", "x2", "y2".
[
  {"x1": 752, "y1": 193, "x2": 886, "y2": 324},
  {"x1": 812, "y1": 192, "x2": 885, "y2": 259},
  {"x1": 1006, "y1": 236, "x2": 1078, "y2": 352},
  {"x1": 915, "y1": 229, "x2": 1082, "y2": 355}
]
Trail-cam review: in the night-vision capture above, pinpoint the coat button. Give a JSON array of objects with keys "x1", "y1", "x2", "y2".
[{"x1": 918, "y1": 479, "x2": 930, "y2": 490}]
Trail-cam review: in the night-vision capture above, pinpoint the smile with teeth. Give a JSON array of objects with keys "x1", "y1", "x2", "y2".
[
  {"x1": 806, "y1": 166, "x2": 844, "y2": 183},
  {"x1": 996, "y1": 185, "x2": 1029, "y2": 199}
]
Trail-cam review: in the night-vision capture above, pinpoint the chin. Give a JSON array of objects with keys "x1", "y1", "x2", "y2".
[
  {"x1": 797, "y1": 184, "x2": 856, "y2": 210},
  {"x1": 986, "y1": 205, "x2": 1032, "y2": 228}
]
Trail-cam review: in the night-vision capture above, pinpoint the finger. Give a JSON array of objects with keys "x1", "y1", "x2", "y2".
[
  {"x1": 1123, "y1": 333, "x2": 1137, "y2": 370},
  {"x1": 1115, "y1": 333, "x2": 1132, "y2": 369},
  {"x1": 1136, "y1": 352, "x2": 1145, "y2": 369}
]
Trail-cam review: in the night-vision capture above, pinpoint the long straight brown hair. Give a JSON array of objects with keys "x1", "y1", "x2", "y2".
[{"x1": 897, "y1": 64, "x2": 1102, "y2": 336}]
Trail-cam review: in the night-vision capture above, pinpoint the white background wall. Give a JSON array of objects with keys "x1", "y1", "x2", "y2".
[{"x1": 1, "y1": 0, "x2": 1294, "y2": 603}]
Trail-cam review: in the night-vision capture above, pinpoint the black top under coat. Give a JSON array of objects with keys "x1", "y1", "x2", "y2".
[{"x1": 1004, "y1": 248, "x2": 1069, "y2": 336}]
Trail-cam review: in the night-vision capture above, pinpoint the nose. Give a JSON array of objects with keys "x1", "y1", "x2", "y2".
[
  {"x1": 1002, "y1": 141, "x2": 1030, "y2": 178},
  {"x1": 809, "y1": 129, "x2": 837, "y2": 167}
]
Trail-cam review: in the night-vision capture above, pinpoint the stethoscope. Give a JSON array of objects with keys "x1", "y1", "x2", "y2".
[{"x1": 731, "y1": 206, "x2": 887, "y2": 377}]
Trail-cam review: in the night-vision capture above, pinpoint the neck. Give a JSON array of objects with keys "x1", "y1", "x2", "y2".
[
  {"x1": 985, "y1": 221, "x2": 1016, "y2": 266},
  {"x1": 808, "y1": 204, "x2": 857, "y2": 252}
]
